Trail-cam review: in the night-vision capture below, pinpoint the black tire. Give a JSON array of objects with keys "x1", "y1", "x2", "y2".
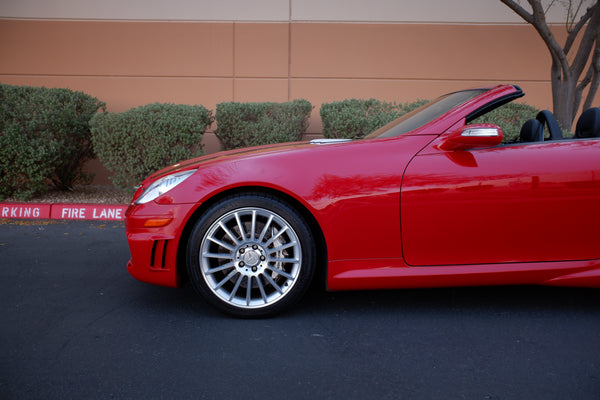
[{"x1": 186, "y1": 193, "x2": 316, "y2": 318}]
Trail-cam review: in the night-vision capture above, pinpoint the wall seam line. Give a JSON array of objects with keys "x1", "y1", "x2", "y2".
[
  {"x1": 232, "y1": 22, "x2": 236, "y2": 101},
  {"x1": 288, "y1": 0, "x2": 292, "y2": 101},
  {"x1": 0, "y1": 74, "x2": 554, "y2": 84},
  {"x1": 0, "y1": 17, "x2": 539, "y2": 26}
]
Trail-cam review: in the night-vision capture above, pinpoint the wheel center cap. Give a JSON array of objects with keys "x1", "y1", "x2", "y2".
[{"x1": 242, "y1": 250, "x2": 261, "y2": 267}]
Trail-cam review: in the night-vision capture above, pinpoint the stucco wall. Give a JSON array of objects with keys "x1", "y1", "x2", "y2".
[{"x1": 1, "y1": 0, "x2": 597, "y2": 182}]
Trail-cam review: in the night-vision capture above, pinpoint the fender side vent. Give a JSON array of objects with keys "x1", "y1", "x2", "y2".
[{"x1": 150, "y1": 240, "x2": 169, "y2": 269}]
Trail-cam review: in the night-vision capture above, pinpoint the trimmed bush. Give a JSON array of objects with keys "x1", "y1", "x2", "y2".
[
  {"x1": 471, "y1": 101, "x2": 539, "y2": 142},
  {"x1": 215, "y1": 99, "x2": 312, "y2": 150},
  {"x1": 320, "y1": 98, "x2": 429, "y2": 140},
  {"x1": 0, "y1": 84, "x2": 105, "y2": 200},
  {"x1": 90, "y1": 103, "x2": 213, "y2": 189}
]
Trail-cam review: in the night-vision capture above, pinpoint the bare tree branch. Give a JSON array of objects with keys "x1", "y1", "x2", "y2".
[
  {"x1": 564, "y1": 2, "x2": 598, "y2": 54},
  {"x1": 545, "y1": 0, "x2": 560, "y2": 15},
  {"x1": 500, "y1": 0, "x2": 535, "y2": 23},
  {"x1": 570, "y1": 4, "x2": 600, "y2": 79},
  {"x1": 583, "y1": 34, "x2": 600, "y2": 110},
  {"x1": 501, "y1": 0, "x2": 599, "y2": 128},
  {"x1": 577, "y1": 58, "x2": 594, "y2": 91},
  {"x1": 565, "y1": 0, "x2": 585, "y2": 31},
  {"x1": 575, "y1": 59, "x2": 593, "y2": 113},
  {"x1": 501, "y1": 0, "x2": 572, "y2": 79}
]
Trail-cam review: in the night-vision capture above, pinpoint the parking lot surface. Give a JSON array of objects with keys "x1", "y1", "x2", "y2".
[{"x1": 1, "y1": 221, "x2": 599, "y2": 399}]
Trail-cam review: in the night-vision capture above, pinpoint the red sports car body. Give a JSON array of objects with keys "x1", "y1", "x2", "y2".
[{"x1": 125, "y1": 84, "x2": 600, "y2": 317}]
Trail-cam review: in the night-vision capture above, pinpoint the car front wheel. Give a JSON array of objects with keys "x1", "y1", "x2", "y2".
[{"x1": 186, "y1": 193, "x2": 316, "y2": 317}]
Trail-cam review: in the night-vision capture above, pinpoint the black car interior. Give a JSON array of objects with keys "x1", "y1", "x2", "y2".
[
  {"x1": 520, "y1": 107, "x2": 600, "y2": 143},
  {"x1": 574, "y1": 108, "x2": 600, "y2": 139},
  {"x1": 519, "y1": 119, "x2": 544, "y2": 142}
]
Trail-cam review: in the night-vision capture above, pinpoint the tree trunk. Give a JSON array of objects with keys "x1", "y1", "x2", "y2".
[
  {"x1": 501, "y1": 0, "x2": 600, "y2": 131},
  {"x1": 549, "y1": 51, "x2": 580, "y2": 130},
  {"x1": 555, "y1": 79, "x2": 578, "y2": 130}
]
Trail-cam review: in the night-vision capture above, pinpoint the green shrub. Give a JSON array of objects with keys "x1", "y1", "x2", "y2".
[
  {"x1": 0, "y1": 84, "x2": 105, "y2": 200},
  {"x1": 320, "y1": 98, "x2": 429, "y2": 140},
  {"x1": 471, "y1": 101, "x2": 539, "y2": 142},
  {"x1": 90, "y1": 103, "x2": 213, "y2": 189},
  {"x1": 215, "y1": 99, "x2": 312, "y2": 150}
]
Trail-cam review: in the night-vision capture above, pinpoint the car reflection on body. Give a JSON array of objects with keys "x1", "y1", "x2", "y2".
[{"x1": 125, "y1": 84, "x2": 600, "y2": 317}]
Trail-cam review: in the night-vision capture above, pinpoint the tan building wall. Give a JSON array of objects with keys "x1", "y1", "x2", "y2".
[{"x1": 1, "y1": 0, "x2": 597, "y2": 183}]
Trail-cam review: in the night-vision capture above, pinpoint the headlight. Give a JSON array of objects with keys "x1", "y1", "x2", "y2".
[{"x1": 135, "y1": 170, "x2": 196, "y2": 204}]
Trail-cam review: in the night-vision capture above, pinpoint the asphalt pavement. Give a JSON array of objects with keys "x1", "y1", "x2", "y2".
[{"x1": 1, "y1": 221, "x2": 599, "y2": 400}]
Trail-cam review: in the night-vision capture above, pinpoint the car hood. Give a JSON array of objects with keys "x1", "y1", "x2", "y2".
[{"x1": 144, "y1": 140, "x2": 336, "y2": 183}]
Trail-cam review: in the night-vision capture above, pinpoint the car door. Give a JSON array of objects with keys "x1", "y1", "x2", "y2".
[{"x1": 401, "y1": 138, "x2": 600, "y2": 266}]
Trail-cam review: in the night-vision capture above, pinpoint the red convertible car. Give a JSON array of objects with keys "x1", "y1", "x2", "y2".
[{"x1": 125, "y1": 84, "x2": 600, "y2": 317}]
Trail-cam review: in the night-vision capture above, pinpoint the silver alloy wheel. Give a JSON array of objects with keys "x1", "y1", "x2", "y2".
[{"x1": 199, "y1": 207, "x2": 302, "y2": 309}]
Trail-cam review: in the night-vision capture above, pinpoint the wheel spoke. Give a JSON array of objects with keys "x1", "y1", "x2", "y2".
[
  {"x1": 269, "y1": 257, "x2": 299, "y2": 264},
  {"x1": 246, "y1": 276, "x2": 252, "y2": 306},
  {"x1": 219, "y1": 221, "x2": 240, "y2": 245},
  {"x1": 266, "y1": 265, "x2": 294, "y2": 280},
  {"x1": 256, "y1": 276, "x2": 267, "y2": 303},
  {"x1": 250, "y1": 210, "x2": 257, "y2": 241},
  {"x1": 234, "y1": 212, "x2": 246, "y2": 240},
  {"x1": 215, "y1": 269, "x2": 238, "y2": 290},
  {"x1": 257, "y1": 215, "x2": 273, "y2": 242},
  {"x1": 229, "y1": 274, "x2": 244, "y2": 301},
  {"x1": 207, "y1": 236, "x2": 235, "y2": 252},
  {"x1": 265, "y1": 226, "x2": 289, "y2": 247},
  {"x1": 263, "y1": 273, "x2": 284, "y2": 294},
  {"x1": 206, "y1": 261, "x2": 235, "y2": 274},
  {"x1": 269, "y1": 241, "x2": 297, "y2": 253},
  {"x1": 203, "y1": 252, "x2": 234, "y2": 260}
]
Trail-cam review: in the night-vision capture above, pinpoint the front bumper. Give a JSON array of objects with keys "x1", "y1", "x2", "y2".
[{"x1": 125, "y1": 201, "x2": 198, "y2": 288}]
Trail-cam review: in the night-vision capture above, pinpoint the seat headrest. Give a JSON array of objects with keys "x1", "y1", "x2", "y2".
[
  {"x1": 536, "y1": 110, "x2": 562, "y2": 140},
  {"x1": 520, "y1": 119, "x2": 544, "y2": 143},
  {"x1": 575, "y1": 108, "x2": 600, "y2": 138}
]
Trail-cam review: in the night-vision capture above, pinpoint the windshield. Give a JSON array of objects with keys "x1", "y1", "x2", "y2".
[{"x1": 365, "y1": 89, "x2": 488, "y2": 139}]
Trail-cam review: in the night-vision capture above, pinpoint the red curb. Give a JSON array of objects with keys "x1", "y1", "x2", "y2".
[{"x1": 0, "y1": 202, "x2": 128, "y2": 221}]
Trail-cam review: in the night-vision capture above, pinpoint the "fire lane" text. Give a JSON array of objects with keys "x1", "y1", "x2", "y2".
[{"x1": 51, "y1": 205, "x2": 127, "y2": 221}]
